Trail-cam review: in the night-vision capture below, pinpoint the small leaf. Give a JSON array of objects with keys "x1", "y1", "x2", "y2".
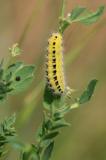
[
  {"x1": 44, "y1": 119, "x2": 52, "y2": 131},
  {"x1": 10, "y1": 76, "x2": 34, "y2": 94},
  {"x1": 43, "y1": 85, "x2": 61, "y2": 109},
  {"x1": 78, "y1": 79, "x2": 98, "y2": 104},
  {"x1": 51, "y1": 120, "x2": 70, "y2": 130},
  {"x1": 0, "y1": 114, "x2": 16, "y2": 157},
  {"x1": 53, "y1": 112, "x2": 64, "y2": 121},
  {"x1": 8, "y1": 62, "x2": 23, "y2": 71},
  {"x1": 70, "y1": 6, "x2": 86, "y2": 20},
  {"x1": 21, "y1": 145, "x2": 39, "y2": 160},
  {"x1": 68, "y1": 6, "x2": 105, "y2": 25},
  {"x1": 42, "y1": 141, "x2": 54, "y2": 160},
  {"x1": 4, "y1": 62, "x2": 23, "y2": 82},
  {"x1": 79, "y1": 6, "x2": 105, "y2": 25},
  {"x1": 5, "y1": 113, "x2": 16, "y2": 128},
  {"x1": 43, "y1": 85, "x2": 54, "y2": 105},
  {"x1": 43, "y1": 131, "x2": 59, "y2": 140},
  {"x1": 4, "y1": 62, "x2": 35, "y2": 94}
]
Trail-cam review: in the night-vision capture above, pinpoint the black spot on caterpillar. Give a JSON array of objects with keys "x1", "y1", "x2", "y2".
[
  {"x1": 53, "y1": 50, "x2": 56, "y2": 54},
  {"x1": 55, "y1": 81, "x2": 59, "y2": 86},
  {"x1": 54, "y1": 76, "x2": 57, "y2": 80},
  {"x1": 53, "y1": 64, "x2": 56, "y2": 69},
  {"x1": 52, "y1": 59, "x2": 56, "y2": 63},
  {"x1": 53, "y1": 70, "x2": 56, "y2": 74}
]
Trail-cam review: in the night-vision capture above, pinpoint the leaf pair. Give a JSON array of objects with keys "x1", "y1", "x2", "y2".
[
  {"x1": 0, "y1": 61, "x2": 35, "y2": 102},
  {"x1": 71, "y1": 79, "x2": 98, "y2": 109},
  {"x1": 59, "y1": 6, "x2": 105, "y2": 33}
]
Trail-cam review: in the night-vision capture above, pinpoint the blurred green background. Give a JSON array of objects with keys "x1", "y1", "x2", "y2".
[{"x1": 0, "y1": 0, "x2": 106, "y2": 159}]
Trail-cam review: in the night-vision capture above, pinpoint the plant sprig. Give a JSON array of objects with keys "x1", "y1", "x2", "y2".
[
  {"x1": 0, "y1": 45, "x2": 35, "y2": 102},
  {"x1": 59, "y1": 3, "x2": 105, "y2": 33},
  {"x1": 0, "y1": 114, "x2": 16, "y2": 157},
  {"x1": 22, "y1": 79, "x2": 97, "y2": 160}
]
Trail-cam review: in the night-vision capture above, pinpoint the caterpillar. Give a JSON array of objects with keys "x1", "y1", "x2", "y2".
[{"x1": 45, "y1": 32, "x2": 65, "y2": 95}]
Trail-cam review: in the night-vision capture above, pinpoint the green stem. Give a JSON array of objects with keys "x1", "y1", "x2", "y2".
[
  {"x1": 61, "y1": 0, "x2": 65, "y2": 19},
  {"x1": 59, "y1": 0, "x2": 66, "y2": 33}
]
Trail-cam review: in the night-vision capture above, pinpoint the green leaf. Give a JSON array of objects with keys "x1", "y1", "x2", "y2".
[
  {"x1": 21, "y1": 145, "x2": 39, "y2": 160},
  {"x1": 42, "y1": 141, "x2": 54, "y2": 160},
  {"x1": 43, "y1": 119, "x2": 52, "y2": 131},
  {"x1": 78, "y1": 79, "x2": 98, "y2": 104},
  {"x1": 51, "y1": 119, "x2": 70, "y2": 130},
  {"x1": 4, "y1": 62, "x2": 35, "y2": 94},
  {"x1": 22, "y1": 151, "x2": 39, "y2": 160},
  {"x1": 4, "y1": 62, "x2": 23, "y2": 82},
  {"x1": 53, "y1": 112, "x2": 64, "y2": 121},
  {"x1": 43, "y1": 131, "x2": 59, "y2": 140},
  {"x1": 0, "y1": 114, "x2": 16, "y2": 157},
  {"x1": 43, "y1": 85, "x2": 54, "y2": 105},
  {"x1": 70, "y1": 6, "x2": 86, "y2": 20},
  {"x1": 10, "y1": 75, "x2": 34, "y2": 94},
  {"x1": 78, "y1": 6, "x2": 105, "y2": 25},
  {"x1": 0, "y1": 62, "x2": 35, "y2": 101},
  {"x1": 3, "y1": 113, "x2": 16, "y2": 130},
  {"x1": 43, "y1": 85, "x2": 61, "y2": 109}
]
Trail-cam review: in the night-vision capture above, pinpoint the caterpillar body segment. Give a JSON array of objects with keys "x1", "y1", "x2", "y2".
[{"x1": 45, "y1": 32, "x2": 65, "y2": 95}]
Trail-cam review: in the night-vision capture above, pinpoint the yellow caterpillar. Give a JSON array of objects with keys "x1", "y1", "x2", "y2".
[{"x1": 45, "y1": 32, "x2": 65, "y2": 95}]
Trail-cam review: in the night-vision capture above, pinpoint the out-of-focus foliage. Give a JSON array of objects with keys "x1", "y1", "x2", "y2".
[
  {"x1": 9, "y1": 43, "x2": 22, "y2": 57},
  {"x1": 0, "y1": 114, "x2": 16, "y2": 157}
]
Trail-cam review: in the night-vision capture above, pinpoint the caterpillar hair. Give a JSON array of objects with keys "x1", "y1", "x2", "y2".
[{"x1": 45, "y1": 32, "x2": 65, "y2": 95}]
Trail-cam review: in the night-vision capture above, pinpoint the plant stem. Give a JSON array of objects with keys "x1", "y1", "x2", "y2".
[
  {"x1": 61, "y1": 0, "x2": 65, "y2": 19},
  {"x1": 59, "y1": 0, "x2": 66, "y2": 33}
]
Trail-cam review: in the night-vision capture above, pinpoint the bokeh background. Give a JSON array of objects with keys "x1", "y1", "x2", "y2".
[{"x1": 0, "y1": 0, "x2": 106, "y2": 159}]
